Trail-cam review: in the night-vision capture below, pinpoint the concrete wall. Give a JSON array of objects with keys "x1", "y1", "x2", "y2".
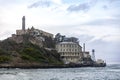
[{"x1": 16, "y1": 30, "x2": 27, "y2": 35}]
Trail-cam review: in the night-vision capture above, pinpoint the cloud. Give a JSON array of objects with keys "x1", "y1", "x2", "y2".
[
  {"x1": 109, "y1": 0, "x2": 120, "y2": 3},
  {"x1": 77, "y1": 35, "x2": 94, "y2": 44},
  {"x1": 28, "y1": 0, "x2": 54, "y2": 8},
  {"x1": 86, "y1": 38, "x2": 120, "y2": 63},
  {"x1": 51, "y1": 0, "x2": 62, "y2": 4},
  {"x1": 102, "y1": 5, "x2": 108, "y2": 9},
  {"x1": 67, "y1": 0, "x2": 97, "y2": 12},
  {"x1": 67, "y1": 3, "x2": 90, "y2": 12},
  {"x1": 101, "y1": 0, "x2": 120, "y2": 10},
  {"x1": 70, "y1": 24, "x2": 120, "y2": 44},
  {"x1": 82, "y1": 18, "x2": 120, "y2": 26},
  {"x1": 0, "y1": 31, "x2": 13, "y2": 40}
]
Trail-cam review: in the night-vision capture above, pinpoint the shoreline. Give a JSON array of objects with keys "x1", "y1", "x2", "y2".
[{"x1": 0, "y1": 64, "x2": 106, "y2": 69}]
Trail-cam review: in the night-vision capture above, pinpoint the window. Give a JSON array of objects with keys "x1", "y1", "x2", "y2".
[
  {"x1": 69, "y1": 49, "x2": 71, "y2": 52},
  {"x1": 59, "y1": 49, "x2": 61, "y2": 52},
  {"x1": 66, "y1": 49, "x2": 68, "y2": 51},
  {"x1": 75, "y1": 49, "x2": 77, "y2": 51},
  {"x1": 75, "y1": 45, "x2": 77, "y2": 48},
  {"x1": 72, "y1": 49, "x2": 74, "y2": 51},
  {"x1": 66, "y1": 44, "x2": 68, "y2": 47},
  {"x1": 75, "y1": 53, "x2": 77, "y2": 55},
  {"x1": 69, "y1": 44, "x2": 71, "y2": 47},
  {"x1": 60, "y1": 44, "x2": 62, "y2": 47}
]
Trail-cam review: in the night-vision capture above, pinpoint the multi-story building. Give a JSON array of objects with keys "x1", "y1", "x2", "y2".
[{"x1": 56, "y1": 42, "x2": 83, "y2": 64}]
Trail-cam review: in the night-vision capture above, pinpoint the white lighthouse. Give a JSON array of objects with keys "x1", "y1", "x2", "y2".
[{"x1": 92, "y1": 49, "x2": 96, "y2": 61}]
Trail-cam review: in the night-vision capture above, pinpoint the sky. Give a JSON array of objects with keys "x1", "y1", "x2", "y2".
[{"x1": 0, "y1": 0, "x2": 120, "y2": 64}]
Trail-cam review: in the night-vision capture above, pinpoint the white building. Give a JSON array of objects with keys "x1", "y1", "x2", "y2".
[
  {"x1": 96, "y1": 59, "x2": 105, "y2": 64},
  {"x1": 56, "y1": 42, "x2": 83, "y2": 64}
]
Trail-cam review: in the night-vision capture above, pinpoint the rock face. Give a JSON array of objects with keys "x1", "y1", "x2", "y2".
[{"x1": 9, "y1": 34, "x2": 44, "y2": 47}]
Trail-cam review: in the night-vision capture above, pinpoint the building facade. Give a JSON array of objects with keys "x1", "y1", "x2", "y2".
[{"x1": 56, "y1": 42, "x2": 83, "y2": 64}]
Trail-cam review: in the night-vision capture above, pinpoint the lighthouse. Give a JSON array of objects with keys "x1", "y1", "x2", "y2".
[{"x1": 92, "y1": 49, "x2": 96, "y2": 61}]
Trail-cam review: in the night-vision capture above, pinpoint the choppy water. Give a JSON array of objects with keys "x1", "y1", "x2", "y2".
[{"x1": 0, "y1": 64, "x2": 120, "y2": 80}]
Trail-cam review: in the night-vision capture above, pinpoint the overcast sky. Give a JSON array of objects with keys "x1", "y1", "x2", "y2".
[{"x1": 0, "y1": 0, "x2": 120, "y2": 64}]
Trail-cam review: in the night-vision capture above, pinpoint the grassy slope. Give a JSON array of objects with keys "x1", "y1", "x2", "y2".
[{"x1": 0, "y1": 38, "x2": 63, "y2": 66}]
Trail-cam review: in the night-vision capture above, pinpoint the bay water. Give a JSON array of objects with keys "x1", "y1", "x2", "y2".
[{"x1": 0, "y1": 64, "x2": 120, "y2": 80}]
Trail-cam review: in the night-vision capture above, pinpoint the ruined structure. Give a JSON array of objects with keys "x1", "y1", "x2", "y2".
[
  {"x1": 9, "y1": 16, "x2": 53, "y2": 47},
  {"x1": 16, "y1": 16, "x2": 53, "y2": 38}
]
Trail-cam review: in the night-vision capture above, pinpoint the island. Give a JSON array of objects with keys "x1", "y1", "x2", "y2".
[{"x1": 0, "y1": 16, "x2": 106, "y2": 68}]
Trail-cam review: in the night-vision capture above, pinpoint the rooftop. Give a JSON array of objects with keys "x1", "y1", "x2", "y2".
[{"x1": 58, "y1": 42, "x2": 78, "y2": 45}]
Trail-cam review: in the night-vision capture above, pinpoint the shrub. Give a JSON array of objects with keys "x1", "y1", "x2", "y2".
[
  {"x1": 0, "y1": 56, "x2": 11, "y2": 63},
  {"x1": 0, "y1": 48, "x2": 7, "y2": 55}
]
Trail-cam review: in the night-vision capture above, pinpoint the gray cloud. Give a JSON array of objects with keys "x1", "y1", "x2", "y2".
[
  {"x1": 81, "y1": 17, "x2": 120, "y2": 27},
  {"x1": 102, "y1": 5, "x2": 108, "y2": 9},
  {"x1": 102, "y1": 0, "x2": 120, "y2": 10},
  {"x1": 0, "y1": 30, "x2": 13, "y2": 40},
  {"x1": 67, "y1": 3, "x2": 90, "y2": 12},
  {"x1": 76, "y1": 34, "x2": 120, "y2": 63},
  {"x1": 67, "y1": 0, "x2": 97, "y2": 12},
  {"x1": 28, "y1": 0, "x2": 53, "y2": 8},
  {"x1": 78, "y1": 35, "x2": 94, "y2": 43},
  {"x1": 109, "y1": 0, "x2": 120, "y2": 3},
  {"x1": 86, "y1": 38, "x2": 120, "y2": 63}
]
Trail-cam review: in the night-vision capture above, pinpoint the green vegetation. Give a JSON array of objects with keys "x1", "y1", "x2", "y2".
[
  {"x1": 0, "y1": 39, "x2": 17, "y2": 51},
  {"x1": 20, "y1": 47, "x2": 62, "y2": 64},
  {"x1": 0, "y1": 48, "x2": 7, "y2": 55},
  {"x1": 0, "y1": 48, "x2": 11, "y2": 63},
  {"x1": 0, "y1": 36, "x2": 63, "y2": 65},
  {"x1": 0, "y1": 56, "x2": 11, "y2": 63}
]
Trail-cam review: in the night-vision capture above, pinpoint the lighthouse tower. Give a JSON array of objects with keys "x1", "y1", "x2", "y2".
[
  {"x1": 22, "y1": 16, "x2": 25, "y2": 30},
  {"x1": 92, "y1": 49, "x2": 96, "y2": 61}
]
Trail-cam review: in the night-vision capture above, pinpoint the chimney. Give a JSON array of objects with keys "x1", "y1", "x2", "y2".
[{"x1": 22, "y1": 16, "x2": 25, "y2": 30}]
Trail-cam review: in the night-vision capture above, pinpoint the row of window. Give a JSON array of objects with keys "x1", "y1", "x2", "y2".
[
  {"x1": 63, "y1": 57, "x2": 79, "y2": 60},
  {"x1": 60, "y1": 44, "x2": 78, "y2": 48},
  {"x1": 59, "y1": 48, "x2": 81, "y2": 52},
  {"x1": 60, "y1": 52, "x2": 80, "y2": 56}
]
